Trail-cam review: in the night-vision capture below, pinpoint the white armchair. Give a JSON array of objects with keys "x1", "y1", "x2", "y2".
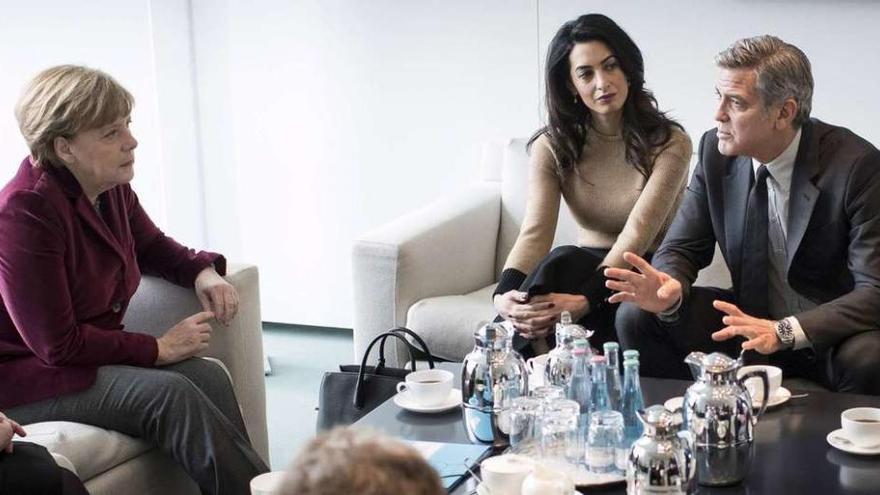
[
  {"x1": 352, "y1": 139, "x2": 731, "y2": 366},
  {"x1": 17, "y1": 263, "x2": 269, "y2": 494}
]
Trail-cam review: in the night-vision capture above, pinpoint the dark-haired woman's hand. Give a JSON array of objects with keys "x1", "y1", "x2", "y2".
[{"x1": 495, "y1": 291, "x2": 556, "y2": 339}]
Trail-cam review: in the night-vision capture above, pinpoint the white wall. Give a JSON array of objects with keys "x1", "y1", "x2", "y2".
[
  {"x1": 202, "y1": 0, "x2": 880, "y2": 328},
  {"x1": 539, "y1": 0, "x2": 880, "y2": 147},
  {"x1": 4, "y1": 1, "x2": 880, "y2": 329},
  {"x1": 0, "y1": 0, "x2": 207, "y2": 249},
  {"x1": 207, "y1": 0, "x2": 541, "y2": 326}
]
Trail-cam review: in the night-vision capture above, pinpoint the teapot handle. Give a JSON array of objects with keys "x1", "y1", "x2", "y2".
[{"x1": 738, "y1": 370, "x2": 769, "y2": 423}]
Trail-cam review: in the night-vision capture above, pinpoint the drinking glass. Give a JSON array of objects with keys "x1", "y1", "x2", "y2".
[
  {"x1": 540, "y1": 405, "x2": 579, "y2": 463},
  {"x1": 530, "y1": 384, "x2": 565, "y2": 403},
  {"x1": 509, "y1": 396, "x2": 543, "y2": 455},
  {"x1": 586, "y1": 410, "x2": 625, "y2": 474}
]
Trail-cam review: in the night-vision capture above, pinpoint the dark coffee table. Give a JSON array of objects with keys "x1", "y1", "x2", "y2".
[{"x1": 355, "y1": 363, "x2": 880, "y2": 494}]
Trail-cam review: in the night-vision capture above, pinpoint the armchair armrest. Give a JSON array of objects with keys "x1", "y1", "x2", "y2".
[
  {"x1": 352, "y1": 183, "x2": 501, "y2": 366},
  {"x1": 122, "y1": 263, "x2": 269, "y2": 464}
]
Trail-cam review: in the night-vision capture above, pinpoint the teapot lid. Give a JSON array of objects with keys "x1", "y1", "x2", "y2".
[
  {"x1": 685, "y1": 351, "x2": 739, "y2": 374},
  {"x1": 474, "y1": 322, "x2": 512, "y2": 349},
  {"x1": 638, "y1": 405, "x2": 680, "y2": 433}
]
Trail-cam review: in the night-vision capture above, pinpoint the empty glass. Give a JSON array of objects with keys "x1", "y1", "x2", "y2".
[
  {"x1": 530, "y1": 384, "x2": 565, "y2": 403},
  {"x1": 586, "y1": 410, "x2": 625, "y2": 474},
  {"x1": 541, "y1": 410, "x2": 579, "y2": 463},
  {"x1": 509, "y1": 396, "x2": 543, "y2": 455}
]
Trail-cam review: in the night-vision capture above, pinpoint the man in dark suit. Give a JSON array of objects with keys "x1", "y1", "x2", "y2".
[{"x1": 606, "y1": 35, "x2": 880, "y2": 394}]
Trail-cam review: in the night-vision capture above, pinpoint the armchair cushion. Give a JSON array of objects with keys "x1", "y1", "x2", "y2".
[{"x1": 405, "y1": 284, "x2": 497, "y2": 361}]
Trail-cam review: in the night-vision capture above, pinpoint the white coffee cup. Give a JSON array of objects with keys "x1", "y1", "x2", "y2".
[
  {"x1": 738, "y1": 365, "x2": 782, "y2": 402},
  {"x1": 841, "y1": 407, "x2": 880, "y2": 448},
  {"x1": 521, "y1": 463, "x2": 574, "y2": 495},
  {"x1": 250, "y1": 471, "x2": 286, "y2": 495},
  {"x1": 480, "y1": 454, "x2": 533, "y2": 495},
  {"x1": 395, "y1": 369, "x2": 453, "y2": 406}
]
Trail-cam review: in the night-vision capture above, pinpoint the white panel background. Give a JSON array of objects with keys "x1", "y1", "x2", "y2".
[{"x1": 2, "y1": 1, "x2": 879, "y2": 328}]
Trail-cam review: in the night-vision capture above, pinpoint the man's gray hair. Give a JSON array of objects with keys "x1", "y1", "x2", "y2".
[{"x1": 715, "y1": 35, "x2": 813, "y2": 126}]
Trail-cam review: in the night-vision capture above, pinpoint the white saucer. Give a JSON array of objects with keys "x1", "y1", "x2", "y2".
[
  {"x1": 826, "y1": 428, "x2": 880, "y2": 455},
  {"x1": 393, "y1": 388, "x2": 461, "y2": 413},
  {"x1": 752, "y1": 387, "x2": 791, "y2": 409},
  {"x1": 663, "y1": 388, "x2": 791, "y2": 412},
  {"x1": 475, "y1": 483, "x2": 577, "y2": 495}
]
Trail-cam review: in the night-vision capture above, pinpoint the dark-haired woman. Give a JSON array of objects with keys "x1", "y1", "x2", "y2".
[{"x1": 493, "y1": 14, "x2": 692, "y2": 356}]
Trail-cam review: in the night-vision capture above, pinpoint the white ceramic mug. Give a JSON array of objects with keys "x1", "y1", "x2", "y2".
[
  {"x1": 738, "y1": 365, "x2": 782, "y2": 402},
  {"x1": 395, "y1": 369, "x2": 453, "y2": 406},
  {"x1": 250, "y1": 471, "x2": 286, "y2": 495},
  {"x1": 480, "y1": 454, "x2": 533, "y2": 495},
  {"x1": 521, "y1": 463, "x2": 574, "y2": 495},
  {"x1": 841, "y1": 407, "x2": 880, "y2": 448},
  {"x1": 526, "y1": 354, "x2": 549, "y2": 388}
]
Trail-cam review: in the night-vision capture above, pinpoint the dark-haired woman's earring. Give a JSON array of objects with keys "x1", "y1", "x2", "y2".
[{"x1": 573, "y1": 95, "x2": 579, "y2": 104}]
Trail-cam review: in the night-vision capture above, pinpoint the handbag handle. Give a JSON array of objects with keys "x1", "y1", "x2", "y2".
[
  {"x1": 376, "y1": 327, "x2": 436, "y2": 373},
  {"x1": 353, "y1": 331, "x2": 418, "y2": 409}
]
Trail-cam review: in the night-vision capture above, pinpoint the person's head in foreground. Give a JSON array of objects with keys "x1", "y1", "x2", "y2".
[{"x1": 282, "y1": 427, "x2": 445, "y2": 495}]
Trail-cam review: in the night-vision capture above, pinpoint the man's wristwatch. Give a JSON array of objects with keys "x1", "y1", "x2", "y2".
[{"x1": 774, "y1": 319, "x2": 795, "y2": 349}]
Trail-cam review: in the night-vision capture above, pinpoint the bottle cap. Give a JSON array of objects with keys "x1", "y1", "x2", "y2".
[
  {"x1": 573, "y1": 338, "x2": 588, "y2": 349},
  {"x1": 590, "y1": 355, "x2": 607, "y2": 364},
  {"x1": 623, "y1": 349, "x2": 639, "y2": 360},
  {"x1": 572, "y1": 346, "x2": 587, "y2": 356},
  {"x1": 603, "y1": 341, "x2": 619, "y2": 351}
]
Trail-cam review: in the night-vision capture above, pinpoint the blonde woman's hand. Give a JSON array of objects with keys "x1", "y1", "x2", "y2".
[
  {"x1": 155, "y1": 312, "x2": 214, "y2": 366},
  {"x1": 195, "y1": 267, "x2": 239, "y2": 326}
]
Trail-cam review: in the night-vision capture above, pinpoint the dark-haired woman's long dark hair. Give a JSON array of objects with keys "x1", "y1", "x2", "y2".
[{"x1": 529, "y1": 14, "x2": 683, "y2": 178}]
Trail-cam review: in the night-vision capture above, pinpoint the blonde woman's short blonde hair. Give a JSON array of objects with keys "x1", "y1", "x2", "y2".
[
  {"x1": 282, "y1": 427, "x2": 445, "y2": 495},
  {"x1": 14, "y1": 65, "x2": 134, "y2": 168}
]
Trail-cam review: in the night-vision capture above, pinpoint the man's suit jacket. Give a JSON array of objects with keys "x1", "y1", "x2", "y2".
[
  {"x1": 654, "y1": 119, "x2": 880, "y2": 351},
  {"x1": 0, "y1": 157, "x2": 224, "y2": 409}
]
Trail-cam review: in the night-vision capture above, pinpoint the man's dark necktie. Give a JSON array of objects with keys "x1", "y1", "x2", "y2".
[{"x1": 739, "y1": 165, "x2": 770, "y2": 318}]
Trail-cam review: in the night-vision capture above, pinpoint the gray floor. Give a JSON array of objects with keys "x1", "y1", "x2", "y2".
[{"x1": 262, "y1": 322, "x2": 353, "y2": 470}]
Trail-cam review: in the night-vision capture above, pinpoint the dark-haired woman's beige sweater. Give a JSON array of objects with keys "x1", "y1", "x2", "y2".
[{"x1": 500, "y1": 127, "x2": 693, "y2": 292}]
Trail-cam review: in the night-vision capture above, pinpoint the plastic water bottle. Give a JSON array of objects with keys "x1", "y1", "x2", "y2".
[
  {"x1": 621, "y1": 356, "x2": 645, "y2": 448},
  {"x1": 566, "y1": 339, "x2": 592, "y2": 420},
  {"x1": 603, "y1": 342, "x2": 623, "y2": 411},
  {"x1": 588, "y1": 356, "x2": 612, "y2": 417}
]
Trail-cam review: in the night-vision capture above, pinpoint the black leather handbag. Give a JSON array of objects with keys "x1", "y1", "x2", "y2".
[{"x1": 316, "y1": 327, "x2": 436, "y2": 430}]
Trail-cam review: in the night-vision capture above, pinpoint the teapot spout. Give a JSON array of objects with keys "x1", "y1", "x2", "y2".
[{"x1": 684, "y1": 352, "x2": 706, "y2": 380}]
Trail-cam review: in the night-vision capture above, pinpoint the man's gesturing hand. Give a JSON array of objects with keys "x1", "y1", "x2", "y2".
[
  {"x1": 710, "y1": 301, "x2": 781, "y2": 355},
  {"x1": 604, "y1": 252, "x2": 682, "y2": 313}
]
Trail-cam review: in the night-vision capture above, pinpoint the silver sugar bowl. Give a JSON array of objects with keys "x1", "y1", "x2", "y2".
[
  {"x1": 683, "y1": 351, "x2": 768, "y2": 486},
  {"x1": 627, "y1": 405, "x2": 695, "y2": 494},
  {"x1": 461, "y1": 322, "x2": 528, "y2": 447}
]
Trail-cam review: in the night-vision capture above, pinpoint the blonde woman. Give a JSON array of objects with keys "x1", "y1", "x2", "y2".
[{"x1": 0, "y1": 65, "x2": 267, "y2": 493}]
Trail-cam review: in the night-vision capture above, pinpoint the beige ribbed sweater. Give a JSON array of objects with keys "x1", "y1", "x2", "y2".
[{"x1": 504, "y1": 127, "x2": 693, "y2": 274}]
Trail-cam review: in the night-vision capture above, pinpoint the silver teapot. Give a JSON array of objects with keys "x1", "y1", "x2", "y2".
[
  {"x1": 544, "y1": 311, "x2": 593, "y2": 387},
  {"x1": 461, "y1": 322, "x2": 528, "y2": 447},
  {"x1": 627, "y1": 405, "x2": 695, "y2": 494},
  {"x1": 683, "y1": 352, "x2": 768, "y2": 486}
]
